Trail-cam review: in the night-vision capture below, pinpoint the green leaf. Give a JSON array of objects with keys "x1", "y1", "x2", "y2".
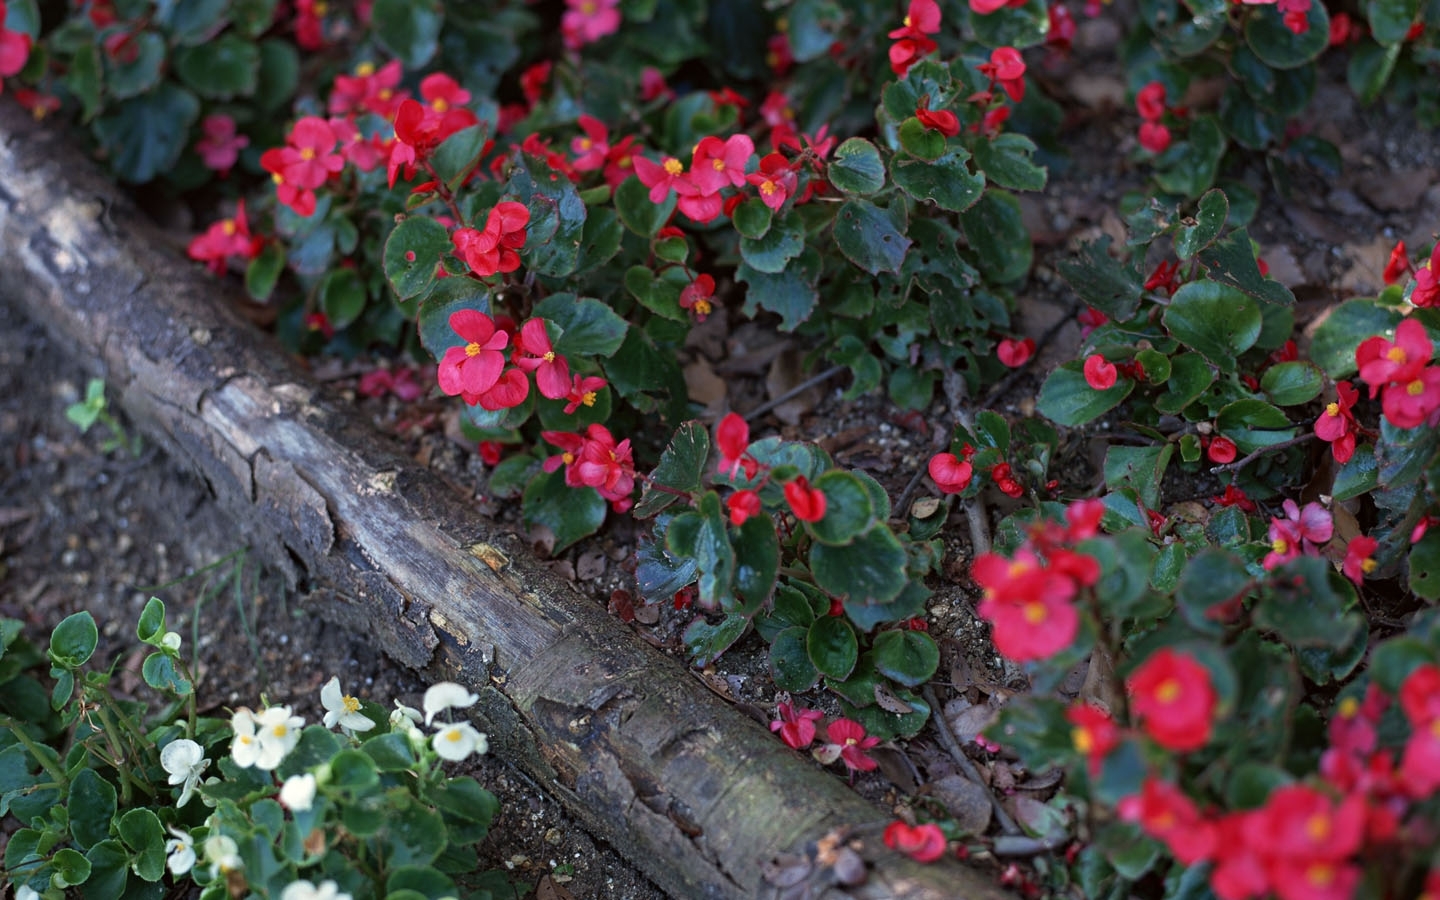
[
  {"x1": 381, "y1": 791, "x2": 447, "y2": 866},
  {"x1": 1058, "y1": 238, "x2": 1144, "y2": 320},
  {"x1": 971, "y1": 132, "x2": 1047, "y2": 192},
  {"x1": 890, "y1": 147, "x2": 986, "y2": 213},
  {"x1": 388, "y1": 866, "x2": 458, "y2": 899},
  {"x1": 232, "y1": 0, "x2": 280, "y2": 37},
  {"x1": 1154, "y1": 115, "x2": 1226, "y2": 199},
  {"x1": 635, "y1": 532, "x2": 698, "y2": 604},
  {"x1": 1257, "y1": 557, "x2": 1364, "y2": 649},
  {"x1": 363, "y1": 733, "x2": 419, "y2": 772},
  {"x1": 82, "y1": 840, "x2": 127, "y2": 898},
  {"x1": 1310, "y1": 300, "x2": 1403, "y2": 379},
  {"x1": 810, "y1": 525, "x2": 908, "y2": 604},
  {"x1": 1410, "y1": 533, "x2": 1440, "y2": 601},
  {"x1": 104, "y1": 31, "x2": 166, "y2": 99},
  {"x1": 1244, "y1": 1, "x2": 1329, "y2": 69},
  {"x1": 635, "y1": 422, "x2": 709, "y2": 518},
  {"x1": 898, "y1": 117, "x2": 947, "y2": 161},
  {"x1": 805, "y1": 471, "x2": 875, "y2": 546},
  {"x1": 385, "y1": 217, "x2": 452, "y2": 301},
  {"x1": 807, "y1": 616, "x2": 859, "y2": 680},
  {"x1": 736, "y1": 251, "x2": 821, "y2": 331},
  {"x1": 1348, "y1": 40, "x2": 1401, "y2": 105},
  {"x1": 50, "y1": 612, "x2": 98, "y2": 667},
  {"x1": 66, "y1": 44, "x2": 102, "y2": 122},
  {"x1": 415, "y1": 278, "x2": 491, "y2": 362},
  {"x1": 509, "y1": 155, "x2": 589, "y2": 277},
  {"x1": 51, "y1": 846, "x2": 92, "y2": 888},
  {"x1": 1176, "y1": 548, "x2": 1252, "y2": 633},
  {"x1": 372, "y1": 0, "x2": 444, "y2": 67},
  {"x1": 245, "y1": 244, "x2": 285, "y2": 302},
  {"x1": 68, "y1": 769, "x2": 117, "y2": 851},
  {"x1": 163, "y1": 0, "x2": 230, "y2": 44},
  {"x1": 1155, "y1": 352, "x2": 1216, "y2": 415},
  {"x1": 970, "y1": 0, "x2": 1051, "y2": 48},
  {"x1": 732, "y1": 198, "x2": 773, "y2": 240},
  {"x1": 739, "y1": 216, "x2": 805, "y2": 273},
  {"x1": 318, "y1": 269, "x2": 367, "y2": 330},
  {"x1": 117, "y1": 808, "x2": 165, "y2": 882},
  {"x1": 1216, "y1": 399, "x2": 1297, "y2": 454},
  {"x1": 683, "y1": 614, "x2": 749, "y2": 665},
  {"x1": 733, "y1": 514, "x2": 780, "y2": 614},
  {"x1": 960, "y1": 189, "x2": 1031, "y2": 283},
  {"x1": 142, "y1": 652, "x2": 192, "y2": 695},
  {"x1": 1260, "y1": 361, "x2": 1323, "y2": 406},
  {"x1": 431, "y1": 124, "x2": 489, "y2": 191},
  {"x1": 1366, "y1": 0, "x2": 1421, "y2": 43},
  {"x1": 253, "y1": 38, "x2": 300, "y2": 112},
  {"x1": 871, "y1": 630, "x2": 940, "y2": 687},
  {"x1": 92, "y1": 84, "x2": 201, "y2": 183},
  {"x1": 1162, "y1": 280, "x2": 1263, "y2": 373},
  {"x1": 1037, "y1": 361, "x2": 1134, "y2": 426},
  {"x1": 828, "y1": 138, "x2": 887, "y2": 194},
  {"x1": 1332, "y1": 444, "x2": 1378, "y2": 501},
  {"x1": 532, "y1": 294, "x2": 628, "y2": 357},
  {"x1": 614, "y1": 176, "x2": 676, "y2": 237},
  {"x1": 770, "y1": 626, "x2": 820, "y2": 692},
  {"x1": 1197, "y1": 228, "x2": 1295, "y2": 306},
  {"x1": 1104, "y1": 444, "x2": 1173, "y2": 510},
  {"x1": 136, "y1": 597, "x2": 165, "y2": 645},
  {"x1": 173, "y1": 36, "x2": 260, "y2": 99},
  {"x1": 1174, "y1": 189, "x2": 1228, "y2": 260},
  {"x1": 832, "y1": 200, "x2": 910, "y2": 275},
  {"x1": 522, "y1": 469, "x2": 607, "y2": 553}
]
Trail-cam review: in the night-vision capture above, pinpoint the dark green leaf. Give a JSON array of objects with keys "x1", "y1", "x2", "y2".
[
  {"x1": 890, "y1": 148, "x2": 986, "y2": 213},
  {"x1": 732, "y1": 198, "x2": 773, "y2": 240},
  {"x1": 635, "y1": 422, "x2": 709, "y2": 518},
  {"x1": 245, "y1": 244, "x2": 285, "y2": 302},
  {"x1": 898, "y1": 117, "x2": 947, "y2": 161},
  {"x1": 871, "y1": 630, "x2": 940, "y2": 687},
  {"x1": 828, "y1": 138, "x2": 887, "y2": 195},
  {"x1": 51, "y1": 847, "x2": 91, "y2": 888},
  {"x1": 1244, "y1": 1, "x2": 1329, "y2": 69},
  {"x1": 807, "y1": 616, "x2": 859, "y2": 680},
  {"x1": 92, "y1": 85, "x2": 201, "y2": 183},
  {"x1": 431, "y1": 125, "x2": 489, "y2": 191},
  {"x1": 1037, "y1": 361, "x2": 1134, "y2": 426},
  {"x1": 1155, "y1": 352, "x2": 1216, "y2": 415},
  {"x1": 739, "y1": 217, "x2": 805, "y2": 273},
  {"x1": 960, "y1": 189, "x2": 1031, "y2": 282},
  {"x1": 971, "y1": 132, "x2": 1047, "y2": 192},
  {"x1": 1104, "y1": 444, "x2": 1173, "y2": 510},
  {"x1": 117, "y1": 808, "x2": 165, "y2": 881},
  {"x1": 614, "y1": 176, "x2": 676, "y2": 237},
  {"x1": 1310, "y1": 300, "x2": 1403, "y2": 379},
  {"x1": 142, "y1": 653, "x2": 192, "y2": 695},
  {"x1": 68, "y1": 769, "x2": 117, "y2": 851},
  {"x1": 1332, "y1": 444, "x2": 1378, "y2": 501},
  {"x1": 173, "y1": 36, "x2": 260, "y2": 99},
  {"x1": 50, "y1": 612, "x2": 98, "y2": 667},
  {"x1": 1154, "y1": 115, "x2": 1226, "y2": 199},
  {"x1": 683, "y1": 615, "x2": 749, "y2": 665},
  {"x1": 508, "y1": 156, "x2": 588, "y2": 278},
  {"x1": 1410, "y1": 533, "x2": 1440, "y2": 601},
  {"x1": 415, "y1": 278, "x2": 491, "y2": 361},
  {"x1": 521, "y1": 469, "x2": 607, "y2": 553},
  {"x1": 1162, "y1": 280, "x2": 1262, "y2": 372},
  {"x1": 1260, "y1": 361, "x2": 1323, "y2": 406},
  {"x1": 136, "y1": 597, "x2": 164, "y2": 645},
  {"x1": 1197, "y1": 228, "x2": 1295, "y2": 305},
  {"x1": 805, "y1": 470, "x2": 875, "y2": 546},
  {"x1": 733, "y1": 514, "x2": 780, "y2": 614},
  {"x1": 318, "y1": 269, "x2": 367, "y2": 330},
  {"x1": 811, "y1": 525, "x2": 908, "y2": 604},
  {"x1": 1216, "y1": 398, "x2": 1297, "y2": 454},
  {"x1": 1174, "y1": 189, "x2": 1228, "y2": 259},
  {"x1": 372, "y1": 0, "x2": 444, "y2": 67},
  {"x1": 770, "y1": 627, "x2": 820, "y2": 692},
  {"x1": 736, "y1": 250, "x2": 822, "y2": 331},
  {"x1": 1057, "y1": 237, "x2": 1144, "y2": 321},
  {"x1": 1176, "y1": 548, "x2": 1251, "y2": 633},
  {"x1": 832, "y1": 200, "x2": 910, "y2": 275},
  {"x1": 532, "y1": 293, "x2": 628, "y2": 357},
  {"x1": 104, "y1": 31, "x2": 165, "y2": 99},
  {"x1": 384, "y1": 216, "x2": 452, "y2": 301}
]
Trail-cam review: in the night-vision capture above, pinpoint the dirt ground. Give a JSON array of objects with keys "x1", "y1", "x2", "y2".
[{"x1": 3, "y1": 18, "x2": 1439, "y2": 899}]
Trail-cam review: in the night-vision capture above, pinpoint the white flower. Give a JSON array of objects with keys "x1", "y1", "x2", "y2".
[
  {"x1": 320, "y1": 676, "x2": 375, "y2": 732},
  {"x1": 159, "y1": 738, "x2": 208, "y2": 808},
  {"x1": 16, "y1": 886, "x2": 39, "y2": 900},
  {"x1": 164, "y1": 827, "x2": 196, "y2": 875},
  {"x1": 160, "y1": 630, "x2": 182, "y2": 653},
  {"x1": 422, "y1": 682, "x2": 479, "y2": 726},
  {"x1": 230, "y1": 708, "x2": 262, "y2": 768},
  {"x1": 431, "y1": 722, "x2": 488, "y2": 761},
  {"x1": 202, "y1": 833, "x2": 242, "y2": 878},
  {"x1": 391, "y1": 700, "x2": 423, "y2": 730},
  {"x1": 280, "y1": 878, "x2": 352, "y2": 900},
  {"x1": 253, "y1": 705, "x2": 305, "y2": 770},
  {"x1": 280, "y1": 773, "x2": 317, "y2": 811}
]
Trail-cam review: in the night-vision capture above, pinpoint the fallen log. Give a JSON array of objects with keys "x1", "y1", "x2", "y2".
[{"x1": 0, "y1": 101, "x2": 1010, "y2": 900}]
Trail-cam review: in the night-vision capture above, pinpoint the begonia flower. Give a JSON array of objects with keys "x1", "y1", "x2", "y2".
[
  {"x1": 280, "y1": 773, "x2": 317, "y2": 811},
  {"x1": 727, "y1": 489, "x2": 763, "y2": 526},
  {"x1": 814, "y1": 718, "x2": 880, "y2": 773},
  {"x1": 515, "y1": 318, "x2": 571, "y2": 399},
  {"x1": 1119, "y1": 777, "x2": 1216, "y2": 865},
  {"x1": 423, "y1": 681, "x2": 480, "y2": 725},
  {"x1": 160, "y1": 738, "x2": 208, "y2": 807},
  {"x1": 437, "y1": 310, "x2": 509, "y2": 399},
  {"x1": 165, "y1": 828, "x2": 196, "y2": 876},
  {"x1": 784, "y1": 476, "x2": 826, "y2": 522},
  {"x1": 1127, "y1": 648, "x2": 1216, "y2": 752},
  {"x1": 432, "y1": 721, "x2": 488, "y2": 761},
  {"x1": 770, "y1": 699, "x2": 824, "y2": 749},
  {"x1": 883, "y1": 821, "x2": 948, "y2": 863},
  {"x1": 280, "y1": 879, "x2": 352, "y2": 900},
  {"x1": 928, "y1": 452, "x2": 973, "y2": 494},
  {"x1": 320, "y1": 676, "x2": 375, "y2": 732},
  {"x1": 1067, "y1": 703, "x2": 1118, "y2": 775},
  {"x1": 1083, "y1": 354, "x2": 1118, "y2": 389},
  {"x1": 996, "y1": 337, "x2": 1034, "y2": 367}
]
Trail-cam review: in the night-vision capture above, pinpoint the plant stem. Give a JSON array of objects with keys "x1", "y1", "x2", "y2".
[
  {"x1": 1208, "y1": 433, "x2": 1316, "y2": 474},
  {"x1": 743, "y1": 365, "x2": 847, "y2": 421},
  {"x1": 920, "y1": 684, "x2": 1021, "y2": 836},
  {"x1": 0, "y1": 716, "x2": 68, "y2": 784}
]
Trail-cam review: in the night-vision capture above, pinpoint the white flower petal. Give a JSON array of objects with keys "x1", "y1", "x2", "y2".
[
  {"x1": 431, "y1": 722, "x2": 488, "y2": 761},
  {"x1": 280, "y1": 773, "x2": 317, "y2": 812},
  {"x1": 422, "y1": 682, "x2": 479, "y2": 725}
]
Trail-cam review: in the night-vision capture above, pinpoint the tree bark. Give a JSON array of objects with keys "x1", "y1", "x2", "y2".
[{"x1": 0, "y1": 101, "x2": 1011, "y2": 900}]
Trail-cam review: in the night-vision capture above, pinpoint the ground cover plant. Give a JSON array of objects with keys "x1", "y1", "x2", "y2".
[{"x1": 3, "y1": 0, "x2": 1440, "y2": 897}]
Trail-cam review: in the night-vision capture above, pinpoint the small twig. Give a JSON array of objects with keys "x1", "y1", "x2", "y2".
[
  {"x1": 1208, "y1": 433, "x2": 1316, "y2": 474},
  {"x1": 979, "y1": 302, "x2": 1078, "y2": 409},
  {"x1": 743, "y1": 364, "x2": 848, "y2": 422},
  {"x1": 990, "y1": 834, "x2": 1071, "y2": 857},
  {"x1": 921, "y1": 684, "x2": 1021, "y2": 836}
]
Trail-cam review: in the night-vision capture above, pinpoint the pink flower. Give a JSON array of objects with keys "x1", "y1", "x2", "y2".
[
  {"x1": 276, "y1": 116, "x2": 344, "y2": 190},
  {"x1": 327, "y1": 59, "x2": 405, "y2": 118},
  {"x1": 1207, "y1": 435, "x2": 1238, "y2": 464},
  {"x1": 573, "y1": 424, "x2": 635, "y2": 503},
  {"x1": 452, "y1": 202, "x2": 531, "y2": 278},
  {"x1": 746, "y1": 153, "x2": 797, "y2": 211},
  {"x1": 1264, "y1": 499, "x2": 1332, "y2": 569},
  {"x1": 1314, "y1": 380, "x2": 1359, "y2": 463},
  {"x1": 632, "y1": 154, "x2": 689, "y2": 203},
  {"x1": 883, "y1": 822, "x2": 948, "y2": 863},
  {"x1": 726, "y1": 489, "x2": 763, "y2": 526},
  {"x1": 814, "y1": 718, "x2": 880, "y2": 774},
  {"x1": 679, "y1": 274, "x2": 717, "y2": 320},
  {"x1": 1127, "y1": 647, "x2": 1217, "y2": 752},
  {"x1": 1083, "y1": 354, "x2": 1118, "y2": 390},
  {"x1": 1342, "y1": 535, "x2": 1379, "y2": 585},
  {"x1": 562, "y1": 374, "x2": 607, "y2": 414},
  {"x1": 689, "y1": 134, "x2": 755, "y2": 196},
  {"x1": 571, "y1": 114, "x2": 610, "y2": 171},
  {"x1": 1138, "y1": 122, "x2": 1172, "y2": 154},
  {"x1": 437, "y1": 310, "x2": 509, "y2": 398},
  {"x1": 187, "y1": 200, "x2": 262, "y2": 274},
  {"x1": 1355, "y1": 318, "x2": 1432, "y2": 391},
  {"x1": 562, "y1": 0, "x2": 621, "y2": 50},
  {"x1": 1118, "y1": 777, "x2": 1216, "y2": 865},
  {"x1": 0, "y1": 1, "x2": 33, "y2": 80},
  {"x1": 996, "y1": 337, "x2": 1034, "y2": 367},
  {"x1": 514, "y1": 318, "x2": 571, "y2": 399},
  {"x1": 979, "y1": 47, "x2": 1026, "y2": 103},
  {"x1": 770, "y1": 699, "x2": 823, "y2": 749},
  {"x1": 195, "y1": 115, "x2": 249, "y2": 176},
  {"x1": 928, "y1": 452, "x2": 973, "y2": 494}
]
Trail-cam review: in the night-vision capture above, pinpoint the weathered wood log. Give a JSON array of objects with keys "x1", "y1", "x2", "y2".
[{"x1": 0, "y1": 101, "x2": 1010, "y2": 900}]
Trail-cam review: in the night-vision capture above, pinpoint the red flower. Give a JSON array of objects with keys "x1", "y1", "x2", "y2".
[
  {"x1": 972, "y1": 549, "x2": 1080, "y2": 662},
  {"x1": 514, "y1": 318, "x2": 571, "y2": 400},
  {"x1": 573, "y1": 424, "x2": 636, "y2": 503},
  {"x1": 562, "y1": 374, "x2": 607, "y2": 414},
  {"x1": 633, "y1": 154, "x2": 689, "y2": 203},
  {"x1": 978, "y1": 47, "x2": 1026, "y2": 103},
  {"x1": 1314, "y1": 380, "x2": 1359, "y2": 463},
  {"x1": 1381, "y1": 365, "x2": 1440, "y2": 429},
  {"x1": 328, "y1": 60, "x2": 405, "y2": 118},
  {"x1": 915, "y1": 104, "x2": 960, "y2": 137},
  {"x1": 1136, "y1": 82, "x2": 1167, "y2": 121},
  {"x1": 1355, "y1": 317, "x2": 1432, "y2": 390},
  {"x1": 1127, "y1": 648, "x2": 1216, "y2": 752},
  {"x1": 928, "y1": 452, "x2": 973, "y2": 494},
  {"x1": 1078, "y1": 306, "x2": 1109, "y2": 336},
  {"x1": 887, "y1": 0, "x2": 941, "y2": 75},
  {"x1": 689, "y1": 134, "x2": 755, "y2": 196},
  {"x1": 1083, "y1": 354, "x2": 1118, "y2": 390},
  {"x1": 187, "y1": 200, "x2": 262, "y2": 275},
  {"x1": 1399, "y1": 664, "x2": 1440, "y2": 798},
  {"x1": 996, "y1": 337, "x2": 1034, "y2": 367},
  {"x1": 1412, "y1": 244, "x2": 1440, "y2": 308},
  {"x1": 571, "y1": 114, "x2": 610, "y2": 172},
  {"x1": 1207, "y1": 435, "x2": 1238, "y2": 464},
  {"x1": 989, "y1": 462, "x2": 1024, "y2": 498},
  {"x1": 195, "y1": 114, "x2": 250, "y2": 177},
  {"x1": 541, "y1": 430, "x2": 586, "y2": 485},
  {"x1": 770, "y1": 699, "x2": 824, "y2": 750},
  {"x1": 815, "y1": 718, "x2": 880, "y2": 773},
  {"x1": 716, "y1": 412, "x2": 754, "y2": 478},
  {"x1": 0, "y1": 2, "x2": 33, "y2": 80},
  {"x1": 1067, "y1": 702, "x2": 1118, "y2": 775},
  {"x1": 438, "y1": 310, "x2": 509, "y2": 399},
  {"x1": 639, "y1": 67, "x2": 672, "y2": 102},
  {"x1": 784, "y1": 476, "x2": 826, "y2": 522},
  {"x1": 1213, "y1": 483, "x2": 1257, "y2": 513},
  {"x1": 1341, "y1": 535, "x2": 1378, "y2": 585},
  {"x1": 261, "y1": 148, "x2": 318, "y2": 217},
  {"x1": 883, "y1": 822, "x2": 948, "y2": 863},
  {"x1": 1248, "y1": 785, "x2": 1364, "y2": 864},
  {"x1": 679, "y1": 274, "x2": 717, "y2": 320},
  {"x1": 726, "y1": 489, "x2": 763, "y2": 526},
  {"x1": 1383, "y1": 240, "x2": 1412, "y2": 284},
  {"x1": 746, "y1": 153, "x2": 798, "y2": 211},
  {"x1": 452, "y1": 202, "x2": 531, "y2": 278},
  {"x1": 561, "y1": 0, "x2": 621, "y2": 49},
  {"x1": 1118, "y1": 777, "x2": 1216, "y2": 865}
]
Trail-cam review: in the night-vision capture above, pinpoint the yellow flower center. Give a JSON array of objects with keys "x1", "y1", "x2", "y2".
[
  {"x1": 300, "y1": 147, "x2": 316, "y2": 161},
  {"x1": 446, "y1": 729, "x2": 463, "y2": 742},
  {"x1": 903, "y1": 14, "x2": 913, "y2": 25},
  {"x1": 356, "y1": 62, "x2": 376, "y2": 77},
  {"x1": 1407, "y1": 379, "x2": 1425, "y2": 396},
  {"x1": 562, "y1": 452, "x2": 575, "y2": 465},
  {"x1": 272, "y1": 724, "x2": 289, "y2": 738},
  {"x1": 1431, "y1": 718, "x2": 1440, "y2": 739},
  {"x1": 617, "y1": 155, "x2": 632, "y2": 169},
  {"x1": 711, "y1": 158, "x2": 727, "y2": 172},
  {"x1": 694, "y1": 299, "x2": 712, "y2": 316},
  {"x1": 1362, "y1": 557, "x2": 1377, "y2": 573},
  {"x1": 663, "y1": 157, "x2": 683, "y2": 176},
  {"x1": 1338, "y1": 696, "x2": 1359, "y2": 718},
  {"x1": 1072, "y1": 728, "x2": 1094, "y2": 754},
  {"x1": 1388, "y1": 347, "x2": 1408, "y2": 364},
  {"x1": 271, "y1": 172, "x2": 285, "y2": 185},
  {"x1": 465, "y1": 342, "x2": 482, "y2": 357},
  {"x1": 222, "y1": 220, "x2": 237, "y2": 236},
  {"x1": 760, "y1": 179, "x2": 777, "y2": 195},
  {"x1": 379, "y1": 88, "x2": 393, "y2": 100},
  {"x1": 1272, "y1": 538, "x2": 1290, "y2": 554},
  {"x1": 342, "y1": 695, "x2": 361, "y2": 714},
  {"x1": 1155, "y1": 678, "x2": 1181, "y2": 704},
  {"x1": 432, "y1": 98, "x2": 449, "y2": 113},
  {"x1": 1306, "y1": 864, "x2": 1335, "y2": 888},
  {"x1": 314, "y1": 0, "x2": 327, "y2": 14},
  {"x1": 581, "y1": 0, "x2": 597, "y2": 12},
  {"x1": 543, "y1": 351, "x2": 556, "y2": 362},
  {"x1": 1325, "y1": 402, "x2": 1340, "y2": 416},
  {"x1": 577, "y1": 138, "x2": 592, "y2": 151},
  {"x1": 1023, "y1": 601, "x2": 1047, "y2": 624},
  {"x1": 582, "y1": 391, "x2": 597, "y2": 407},
  {"x1": 1305, "y1": 814, "x2": 1331, "y2": 842}
]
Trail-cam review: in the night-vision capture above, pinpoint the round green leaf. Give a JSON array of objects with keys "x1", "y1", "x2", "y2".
[
  {"x1": 173, "y1": 36, "x2": 260, "y2": 99},
  {"x1": 1155, "y1": 352, "x2": 1215, "y2": 415},
  {"x1": 898, "y1": 117, "x2": 947, "y2": 161},
  {"x1": 51, "y1": 847, "x2": 92, "y2": 888},
  {"x1": 1244, "y1": 2, "x2": 1328, "y2": 69},
  {"x1": 1309, "y1": 300, "x2": 1403, "y2": 379},
  {"x1": 381, "y1": 793, "x2": 448, "y2": 866},
  {"x1": 1036, "y1": 361, "x2": 1135, "y2": 426},
  {"x1": 971, "y1": 133, "x2": 1047, "y2": 193},
  {"x1": 732, "y1": 197, "x2": 774, "y2": 239},
  {"x1": 92, "y1": 84, "x2": 201, "y2": 184},
  {"x1": 522, "y1": 469, "x2": 607, "y2": 553},
  {"x1": 833, "y1": 200, "x2": 910, "y2": 275},
  {"x1": 1176, "y1": 548, "x2": 1252, "y2": 633},
  {"x1": 117, "y1": 808, "x2": 165, "y2": 882},
  {"x1": 838, "y1": 689, "x2": 931, "y2": 739},
  {"x1": 733, "y1": 514, "x2": 780, "y2": 615},
  {"x1": 871, "y1": 630, "x2": 940, "y2": 687},
  {"x1": 1216, "y1": 399, "x2": 1296, "y2": 453},
  {"x1": 811, "y1": 525, "x2": 908, "y2": 604},
  {"x1": 960, "y1": 189, "x2": 1031, "y2": 282},
  {"x1": 1410, "y1": 533, "x2": 1440, "y2": 601},
  {"x1": 136, "y1": 596, "x2": 165, "y2": 644},
  {"x1": 1260, "y1": 360, "x2": 1323, "y2": 406},
  {"x1": 431, "y1": 124, "x2": 489, "y2": 190},
  {"x1": 1174, "y1": 189, "x2": 1228, "y2": 260},
  {"x1": 614, "y1": 176, "x2": 676, "y2": 237},
  {"x1": 68, "y1": 768, "x2": 117, "y2": 851},
  {"x1": 532, "y1": 293, "x2": 629, "y2": 358},
  {"x1": 891, "y1": 148, "x2": 986, "y2": 214},
  {"x1": 104, "y1": 31, "x2": 166, "y2": 100},
  {"x1": 805, "y1": 470, "x2": 875, "y2": 546},
  {"x1": 1162, "y1": 280, "x2": 1262, "y2": 372},
  {"x1": 970, "y1": 0, "x2": 1051, "y2": 48},
  {"x1": 828, "y1": 138, "x2": 887, "y2": 195},
  {"x1": 331, "y1": 749, "x2": 381, "y2": 790},
  {"x1": 807, "y1": 615, "x2": 859, "y2": 680},
  {"x1": 372, "y1": 0, "x2": 444, "y2": 67},
  {"x1": 319, "y1": 269, "x2": 367, "y2": 330},
  {"x1": 142, "y1": 652, "x2": 192, "y2": 695},
  {"x1": 50, "y1": 611, "x2": 98, "y2": 667},
  {"x1": 740, "y1": 217, "x2": 805, "y2": 273},
  {"x1": 385, "y1": 216, "x2": 453, "y2": 301},
  {"x1": 770, "y1": 626, "x2": 820, "y2": 692}
]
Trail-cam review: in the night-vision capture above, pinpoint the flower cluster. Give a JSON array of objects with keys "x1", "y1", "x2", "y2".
[
  {"x1": 261, "y1": 116, "x2": 346, "y2": 218},
  {"x1": 969, "y1": 498, "x2": 1103, "y2": 661},
  {"x1": 888, "y1": 0, "x2": 941, "y2": 76},
  {"x1": 1263, "y1": 498, "x2": 1333, "y2": 570},
  {"x1": 714, "y1": 413, "x2": 831, "y2": 525},
  {"x1": 231, "y1": 704, "x2": 305, "y2": 771},
  {"x1": 452, "y1": 201, "x2": 530, "y2": 278},
  {"x1": 1355, "y1": 318, "x2": 1440, "y2": 429},
  {"x1": 437, "y1": 310, "x2": 591, "y2": 412},
  {"x1": 770, "y1": 699, "x2": 881, "y2": 779},
  {"x1": 186, "y1": 200, "x2": 263, "y2": 275},
  {"x1": 1135, "y1": 81, "x2": 1174, "y2": 154},
  {"x1": 542, "y1": 424, "x2": 637, "y2": 511}
]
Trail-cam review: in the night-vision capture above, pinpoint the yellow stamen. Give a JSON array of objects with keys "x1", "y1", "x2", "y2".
[
  {"x1": 465, "y1": 342, "x2": 482, "y2": 357},
  {"x1": 342, "y1": 695, "x2": 361, "y2": 713},
  {"x1": 711, "y1": 158, "x2": 726, "y2": 172},
  {"x1": 1272, "y1": 538, "x2": 1289, "y2": 554},
  {"x1": 1408, "y1": 379, "x2": 1425, "y2": 396},
  {"x1": 1072, "y1": 728, "x2": 1094, "y2": 754},
  {"x1": 663, "y1": 157, "x2": 683, "y2": 176},
  {"x1": 1305, "y1": 814, "x2": 1331, "y2": 842},
  {"x1": 1388, "y1": 347, "x2": 1408, "y2": 364},
  {"x1": 300, "y1": 147, "x2": 316, "y2": 161},
  {"x1": 582, "y1": 391, "x2": 598, "y2": 407},
  {"x1": 271, "y1": 173, "x2": 285, "y2": 185},
  {"x1": 1023, "y1": 601, "x2": 1047, "y2": 624},
  {"x1": 222, "y1": 220, "x2": 237, "y2": 236},
  {"x1": 543, "y1": 351, "x2": 556, "y2": 363},
  {"x1": 1338, "y1": 696, "x2": 1359, "y2": 718},
  {"x1": 432, "y1": 98, "x2": 449, "y2": 113},
  {"x1": 577, "y1": 138, "x2": 592, "y2": 151},
  {"x1": 1325, "y1": 402, "x2": 1340, "y2": 417},
  {"x1": 1362, "y1": 558, "x2": 1377, "y2": 573},
  {"x1": 356, "y1": 62, "x2": 376, "y2": 77},
  {"x1": 694, "y1": 299, "x2": 712, "y2": 316},
  {"x1": 1155, "y1": 678, "x2": 1181, "y2": 704}
]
